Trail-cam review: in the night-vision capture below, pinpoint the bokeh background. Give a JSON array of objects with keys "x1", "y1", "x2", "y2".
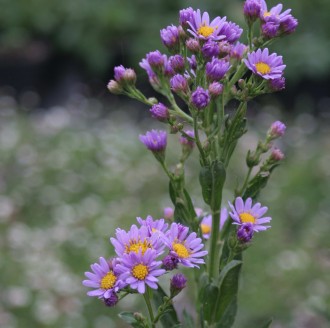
[{"x1": 0, "y1": 0, "x2": 329, "y2": 327}]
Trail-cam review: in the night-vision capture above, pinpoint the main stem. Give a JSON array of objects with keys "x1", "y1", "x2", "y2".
[{"x1": 143, "y1": 288, "x2": 155, "y2": 328}]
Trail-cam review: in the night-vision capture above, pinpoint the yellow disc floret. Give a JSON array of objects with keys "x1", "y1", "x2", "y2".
[
  {"x1": 125, "y1": 239, "x2": 151, "y2": 255},
  {"x1": 239, "y1": 212, "x2": 256, "y2": 224},
  {"x1": 198, "y1": 25, "x2": 215, "y2": 37},
  {"x1": 132, "y1": 264, "x2": 149, "y2": 280},
  {"x1": 201, "y1": 224, "x2": 211, "y2": 235},
  {"x1": 263, "y1": 11, "x2": 271, "y2": 17},
  {"x1": 100, "y1": 271, "x2": 117, "y2": 290},
  {"x1": 173, "y1": 242, "x2": 190, "y2": 258},
  {"x1": 255, "y1": 62, "x2": 271, "y2": 75}
]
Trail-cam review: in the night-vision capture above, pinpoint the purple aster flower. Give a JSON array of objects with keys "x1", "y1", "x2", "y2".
[
  {"x1": 110, "y1": 224, "x2": 165, "y2": 258},
  {"x1": 160, "y1": 25, "x2": 180, "y2": 50},
  {"x1": 180, "y1": 130, "x2": 195, "y2": 148},
  {"x1": 179, "y1": 7, "x2": 195, "y2": 27},
  {"x1": 270, "y1": 148, "x2": 285, "y2": 161},
  {"x1": 268, "y1": 121, "x2": 286, "y2": 139},
  {"x1": 116, "y1": 249, "x2": 165, "y2": 294},
  {"x1": 244, "y1": 48, "x2": 286, "y2": 80},
  {"x1": 261, "y1": 16, "x2": 280, "y2": 38},
  {"x1": 237, "y1": 223, "x2": 254, "y2": 243},
  {"x1": 186, "y1": 38, "x2": 200, "y2": 53},
  {"x1": 146, "y1": 50, "x2": 165, "y2": 69},
  {"x1": 187, "y1": 55, "x2": 197, "y2": 71},
  {"x1": 191, "y1": 87, "x2": 210, "y2": 110},
  {"x1": 136, "y1": 215, "x2": 169, "y2": 236},
  {"x1": 164, "y1": 207, "x2": 174, "y2": 220},
  {"x1": 280, "y1": 15, "x2": 298, "y2": 35},
  {"x1": 260, "y1": 1, "x2": 293, "y2": 27},
  {"x1": 139, "y1": 129, "x2": 167, "y2": 152},
  {"x1": 202, "y1": 40, "x2": 220, "y2": 59},
  {"x1": 230, "y1": 42, "x2": 247, "y2": 60},
  {"x1": 162, "y1": 254, "x2": 179, "y2": 271},
  {"x1": 150, "y1": 103, "x2": 169, "y2": 122},
  {"x1": 82, "y1": 257, "x2": 125, "y2": 299},
  {"x1": 169, "y1": 55, "x2": 185, "y2": 73},
  {"x1": 206, "y1": 57, "x2": 231, "y2": 81},
  {"x1": 243, "y1": 0, "x2": 261, "y2": 23},
  {"x1": 170, "y1": 74, "x2": 188, "y2": 94},
  {"x1": 268, "y1": 76, "x2": 286, "y2": 92},
  {"x1": 218, "y1": 21, "x2": 243, "y2": 44},
  {"x1": 187, "y1": 9, "x2": 227, "y2": 41},
  {"x1": 163, "y1": 222, "x2": 208, "y2": 268},
  {"x1": 208, "y1": 82, "x2": 224, "y2": 98},
  {"x1": 170, "y1": 273, "x2": 187, "y2": 296},
  {"x1": 139, "y1": 58, "x2": 160, "y2": 87},
  {"x1": 104, "y1": 291, "x2": 118, "y2": 307},
  {"x1": 228, "y1": 197, "x2": 271, "y2": 232},
  {"x1": 200, "y1": 208, "x2": 228, "y2": 239}
]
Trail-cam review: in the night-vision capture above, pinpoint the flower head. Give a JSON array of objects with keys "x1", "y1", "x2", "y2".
[
  {"x1": 139, "y1": 130, "x2": 167, "y2": 152},
  {"x1": 218, "y1": 21, "x2": 243, "y2": 43},
  {"x1": 191, "y1": 87, "x2": 210, "y2": 110},
  {"x1": 206, "y1": 57, "x2": 231, "y2": 82},
  {"x1": 150, "y1": 103, "x2": 169, "y2": 122},
  {"x1": 202, "y1": 40, "x2": 220, "y2": 59},
  {"x1": 269, "y1": 77, "x2": 286, "y2": 91},
  {"x1": 243, "y1": 0, "x2": 261, "y2": 23},
  {"x1": 170, "y1": 273, "x2": 187, "y2": 297},
  {"x1": 162, "y1": 254, "x2": 179, "y2": 271},
  {"x1": 187, "y1": 9, "x2": 227, "y2": 41},
  {"x1": 237, "y1": 223, "x2": 254, "y2": 243},
  {"x1": 82, "y1": 257, "x2": 125, "y2": 299},
  {"x1": 136, "y1": 215, "x2": 168, "y2": 236},
  {"x1": 270, "y1": 148, "x2": 285, "y2": 161},
  {"x1": 104, "y1": 291, "x2": 119, "y2": 307},
  {"x1": 110, "y1": 224, "x2": 165, "y2": 257},
  {"x1": 268, "y1": 121, "x2": 286, "y2": 139},
  {"x1": 179, "y1": 7, "x2": 195, "y2": 27},
  {"x1": 200, "y1": 207, "x2": 228, "y2": 239},
  {"x1": 228, "y1": 197, "x2": 271, "y2": 232},
  {"x1": 164, "y1": 223, "x2": 208, "y2": 268},
  {"x1": 116, "y1": 249, "x2": 165, "y2": 294},
  {"x1": 180, "y1": 130, "x2": 195, "y2": 148},
  {"x1": 170, "y1": 74, "x2": 188, "y2": 94},
  {"x1": 208, "y1": 82, "x2": 224, "y2": 98},
  {"x1": 168, "y1": 55, "x2": 185, "y2": 73},
  {"x1": 160, "y1": 25, "x2": 180, "y2": 49},
  {"x1": 230, "y1": 42, "x2": 247, "y2": 60},
  {"x1": 244, "y1": 48, "x2": 285, "y2": 80}
]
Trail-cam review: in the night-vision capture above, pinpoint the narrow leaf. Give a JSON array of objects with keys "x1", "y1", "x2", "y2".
[{"x1": 260, "y1": 318, "x2": 273, "y2": 328}]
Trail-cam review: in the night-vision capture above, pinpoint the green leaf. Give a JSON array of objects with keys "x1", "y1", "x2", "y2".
[
  {"x1": 118, "y1": 312, "x2": 147, "y2": 328},
  {"x1": 201, "y1": 282, "x2": 219, "y2": 322},
  {"x1": 199, "y1": 160, "x2": 226, "y2": 210},
  {"x1": 260, "y1": 318, "x2": 273, "y2": 328},
  {"x1": 152, "y1": 285, "x2": 180, "y2": 328},
  {"x1": 182, "y1": 309, "x2": 195, "y2": 328},
  {"x1": 214, "y1": 260, "x2": 242, "y2": 327}
]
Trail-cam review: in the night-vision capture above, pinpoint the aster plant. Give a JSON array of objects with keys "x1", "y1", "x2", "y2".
[{"x1": 87, "y1": 1, "x2": 298, "y2": 327}]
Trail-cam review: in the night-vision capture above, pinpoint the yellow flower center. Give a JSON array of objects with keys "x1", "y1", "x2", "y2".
[
  {"x1": 239, "y1": 212, "x2": 256, "y2": 224},
  {"x1": 100, "y1": 271, "x2": 117, "y2": 290},
  {"x1": 264, "y1": 11, "x2": 271, "y2": 17},
  {"x1": 200, "y1": 223, "x2": 211, "y2": 235},
  {"x1": 132, "y1": 264, "x2": 149, "y2": 280},
  {"x1": 255, "y1": 62, "x2": 271, "y2": 75},
  {"x1": 172, "y1": 242, "x2": 190, "y2": 258},
  {"x1": 198, "y1": 25, "x2": 215, "y2": 37},
  {"x1": 125, "y1": 239, "x2": 151, "y2": 255},
  {"x1": 151, "y1": 228, "x2": 158, "y2": 233}
]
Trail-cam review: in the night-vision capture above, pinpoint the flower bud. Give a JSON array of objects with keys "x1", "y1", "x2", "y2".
[
  {"x1": 186, "y1": 38, "x2": 200, "y2": 53},
  {"x1": 268, "y1": 121, "x2": 286, "y2": 139},
  {"x1": 107, "y1": 80, "x2": 123, "y2": 94},
  {"x1": 170, "y1": 273, "x2": 187, "y2": 297},
  {"x1": 150, "y1": 103, "x2": 169, "y2": 122},
  {"x1": 270, "y1": 148, "x2": 284, "y2": 161},
  {"x1": 208, "y1": 82, "x2": 224, "y2": 98},
  {"x1": 164, "y1": 207, "x2": 174, "y2": 220},
  {"x1": 162, "y1": 254, "x2": 179, "y2": 271},
  {"x1": 237, "y1": 223, "x2": 254, "y2": 243},
  {"x1": 103, "y1": 292, "x2": 118, "y2": 307},
  {"x1": 191, "y1": 87, "x2": 210, "y2": 110}
]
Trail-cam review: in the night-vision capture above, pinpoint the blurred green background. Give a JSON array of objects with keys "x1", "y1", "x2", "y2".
[{"x1": 0, "y1": 0, "x2": 329, "y2": 327}]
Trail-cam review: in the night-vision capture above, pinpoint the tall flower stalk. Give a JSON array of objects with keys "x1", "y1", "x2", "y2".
[{"x1": 88, "y1": 1, "x2": 298, "y2": 327}]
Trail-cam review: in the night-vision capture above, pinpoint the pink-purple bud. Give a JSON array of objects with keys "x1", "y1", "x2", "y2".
[
  {"x1": 170, "y1": 273, "x2": 187, "y2": 296},
  {"x1": 160, "y1": 25, "x2": 180, "y2": 49},
  {"x1": 162, "y1": 254, "x2": 179, "y2": 271},
  {"x1": 243, "y1": 0, "x2": 261, "y2": 23},
  {"x1": 146, "y1": 50, "x2": 165, "y2": 69},
  {"x1": 170, "y1": 74, "x2": 188, "y2": 94},
  {"x1": 168, "y1": 55, "x2": 185, "y2": 73},
  {"x1": 237, "y1": 223, "x2": 254, "y2": 243},
  {"x1": 107, "y1": 80, "x2": 123, "y2": 94},
  {"x1": 270, "y1": 148, "x2": 284, "y2": 161},
  {"x1": 150, "y1": 103, "x2": 169, "y2": 122},
  {"x1": 164, "y1": 207, "x2": 174, "y2": 220},
  {"x1": 191, "y1": 87, "x2": 210, "y2": 110},
  {"x1": 269, "y1": 121, "x2": 286, "y2": 139},
  {"x1": 186, "y1": 38, "x2": 200, "y2": 53},
  {"x1": 208, "y1": 82, "x2": 224, "y2": 98}
]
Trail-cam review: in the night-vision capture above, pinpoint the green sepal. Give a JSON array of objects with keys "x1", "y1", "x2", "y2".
[
  {"x1": 118, "y1": 312, "x2": 148, "y2": 328},
  {"x1": 199, "y1": 160, "x2": 226, "y2": 210}
]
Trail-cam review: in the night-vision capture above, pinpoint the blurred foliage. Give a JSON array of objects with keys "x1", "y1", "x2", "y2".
[
  {"x1": 0, "y1": 94, "x2": 329, "y2": 327},
  {"x1": 1, "y1": 0, "x2": 330, "y2": 83}
]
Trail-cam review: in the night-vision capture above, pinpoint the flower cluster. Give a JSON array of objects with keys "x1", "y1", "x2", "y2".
[{"x1": 83, "y1": 216, "x2": 207, "y2": 304}]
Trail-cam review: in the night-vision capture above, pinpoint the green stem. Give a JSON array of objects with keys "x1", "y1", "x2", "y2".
[
  {"x1": 238, "y1": 166, "x2": 253, "y2": 196},
  {"x1": 193, "y1": 113, "x2": 207, "y2": 166},
  {"x1": 143, "y1": 288, "x2": 155, "y2": 328},
  {"x1": 167, "y1": 93, "x2": 193, "y2": 123}
]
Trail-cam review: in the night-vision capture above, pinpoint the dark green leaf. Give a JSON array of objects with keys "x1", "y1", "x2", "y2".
[
  {"x1": 152, "y1": 285, "x2": 179, "y2": 328},
  {"x1": 213, "y1": 260, "x2": 242, "y2": 327},
  {"x1": 201, "y1": 282, "x2": 219, "y2": 322},
  {"x1": 182, "y1": 309, "x2": 195, "y2": 328},
  {"x1": 199, "y1": 160, "x2": 226, "y2": 210}
]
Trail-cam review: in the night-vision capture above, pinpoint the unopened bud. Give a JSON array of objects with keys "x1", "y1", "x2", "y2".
[{"x1": 107, "y1": 80, "x2": 123, "y2": 94}]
